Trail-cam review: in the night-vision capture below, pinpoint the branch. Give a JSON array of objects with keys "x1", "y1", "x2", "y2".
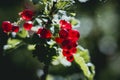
[{"x1": 41, "y1": 64, "x2": 49, "y2": 80}]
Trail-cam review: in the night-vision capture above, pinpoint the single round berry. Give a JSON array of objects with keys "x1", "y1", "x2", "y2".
[
  {"x1": 61, "y1": 39, "x2": 71, "y2": 49},
  {"x1": 66, "y1": 55, "x2": 74, "y2": 62},
  {"x1": 62, "y1": 39, "x2": 77, "y2": 49},
  {"x1": 59, "y1": 29, "x2": 68, "y2": 38},
  {"x1": 68, "y1": 29, "x2": 80, "y2": 41},
  {"x1": 60, "y1": 20, "x2": 67, "y2": 25},
  {"x1": 69, "y1": 47, "x2": 77, "y2": 54},
  {"x1": 12, "y1": 25, "x2": 19, "y2": 33},
  {"x1": 55, "y1": 37, "x2": 63, "y2": 44},
  {"x1": 2, "y1": 21, "x2": 12, "y2": 33},
  {"x1": 37, "y1": 28, "x2": 52, "y2": 39},
  {"x1": 37, "y1": 28, "x2": 42, "y2": 34},
  {"x1": 60, "y1": 20, "x2": 72, "y2": 30},
  {"x1": 62, "y1": 50, "x2": 72, "y2": 57},
  {"x1": 23, "y1": 21, "x2": 33, "y2": 31},
  {"x1": 19, "y1": 9, "x2": 34, "y2": 21}
]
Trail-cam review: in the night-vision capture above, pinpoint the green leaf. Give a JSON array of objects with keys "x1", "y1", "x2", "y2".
[
  {"x1": 70, "y1": 18, "x2": 78, "y2": 26},
  {"x1": 56, "y1": 1, "x2": 72, "y2": 10},
  {"x1": 8, "y1": 38, "x2": 21, "y2": 45},
  {"x1": 32, "y1": 0, "x2": 40, "y2": 4},
  {"x1": 4, "y1": 38, "x2": 22, "y2": 50},
  {"x1": 70, "y1": 13, "x2": 76, "y2": 16},
  {"x1": 77, "y1": 46, "x2": 90, "y2": 63},
  {"x1": 74, "y1": 54, "x2": 95, "y2": 80},
  {"x1": 17, "y1": 28, "x2": 28, "y2": 38}
]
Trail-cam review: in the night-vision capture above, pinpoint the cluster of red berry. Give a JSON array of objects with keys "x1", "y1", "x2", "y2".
[
  {"x1": 1, "y1": 9, "x2": 80, "y2": 62},
  {"x1": 2, "y1": 9, "x2": 34, "y2": 33},
  {"x1": 55, "y1": 20, "x2": 80, "y2": 62},
  {"x1": 2, "y1": 9, "x2": 52, "y2": 39},
  {"x1": 2, "y1": 21, "x2": 19, "y2": 33}
]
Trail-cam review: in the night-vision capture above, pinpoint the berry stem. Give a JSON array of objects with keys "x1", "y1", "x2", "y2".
[{"x1": 41, "y1": 64, "x2": 49, "y2": 80}]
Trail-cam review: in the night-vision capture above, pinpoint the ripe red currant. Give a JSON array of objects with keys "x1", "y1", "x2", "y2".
[
  {"x1": 12, "y1": 25, "x2": 19, "y2": 33},
  {"x1": 19, "y1": 9, "x2": 34, "y2": 21},
  {"x1": 61, "y1": 39, "x2": 77, "y2": 49},
  {"x1": 59, "y1": 29, "x2": 69, "y2": 38},
  {"x1": 55, "y1": 37, "x2": 63, "y2": 44},
  {"x1": 68, "y1": 29, "x2": 80, "y2": 41},
  {"x1": 2, "y1": 21, "x2": 12, "y2": 33},
  {"x1": 60, "y1": 20, "x2": 72, "y2": 30},
  {"x1": 66, "y1": 55, "x2": 74, "y2": 62},
  {"x1": 69, "y1": 47, "x2": 77, "y2": 54},
  {"x1": 37, "y1": 28, "x2": 52, "y2": 39},
  {"x1": 62, "y1": 50, "x2": 72, "y2": 57},
  {"x1": 23, "y1": 21, "x2": 33, "y2": 31}
]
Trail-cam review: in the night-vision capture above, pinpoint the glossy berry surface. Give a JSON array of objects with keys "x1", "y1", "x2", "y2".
[
  {"x1": 2, "y1": 21, "x2": 12, "y2": 33},
  {"x1": 37, "y1": 28, "x2": 52, "y2": 39},
  {"x1": 23, "y1": 21, "x2": 33, "y2": 31},
  {"x1": 20, "y1": 9, "x2": 34, "y2": 21},
  {"x1": 59, "y1": 29, "x2": 68, "y2": 38},
  {"x1": 57, "y1": 20, "x2": 80, "y2": 62},
  {"x1": 61, "y1": 39, "x2": 77, "y2": 49},
  {"x1": 12, "y1": 25, "x2": 19, "y2": 33},
  {"x1": 55, "y1": 37, "x2": 63, "y2": 44},
  {"x1": 66, "y1": 55, "x2": 74, "y2": 62},
  {"x1": 60, "y1": 20, "x2": 72, "y2": 30},
  {"x1": 68, "y1": 29, "x2": 80, "y2": 41},
  {"x1": 69, "y1": 47, "x2": 77, "y2": 54},
  {"x1": 62, "y1": 50, "x2": 72, "y2": 57}
]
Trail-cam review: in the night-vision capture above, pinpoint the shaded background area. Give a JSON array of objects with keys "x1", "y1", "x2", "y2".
[{"x1": 0, "y1": 0, "x2": 120, "y2": 80}]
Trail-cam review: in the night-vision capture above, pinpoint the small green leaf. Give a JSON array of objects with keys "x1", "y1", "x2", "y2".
[
  {"x1": 74, "y1": 46, "x2": 95, "y2": 80},
  {"x1": 77, "y1": 46, "x2": 90, "y2": 63},
  {"x1": 32, "y1": 0, "x2": 40, "y2": 4},
  {"x1": 56, "y1": 1, "x2": 71, "y2": 10},
  {"x1": 70, "y1": 13, "x2": 76, "y2": 16},
  {"x1": 74, "y1": 55, "x2": 90, "y2": 79},
  {"x1": 17, "y1": 28, "x2": 28, "y2": 38},
  {"x1": 70, "y1": 18, "x2": 78, "y2": 26},
  {"x1": 8, "y1": 38, "x2": 21, "y2": 45}
]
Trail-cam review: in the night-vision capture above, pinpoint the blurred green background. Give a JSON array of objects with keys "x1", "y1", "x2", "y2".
[{"x1": 0, "y1": 0, "x2": 120, "y2": 80}]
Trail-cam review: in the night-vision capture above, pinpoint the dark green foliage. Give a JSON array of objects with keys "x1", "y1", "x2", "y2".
[{"x1": 32, "y1": 39, "x2": 56, "y2": 65}]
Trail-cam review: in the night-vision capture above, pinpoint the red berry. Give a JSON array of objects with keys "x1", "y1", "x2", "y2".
[
  {"x1": 37, "y1": 28, "x2": 42, "y2": 34},
  {"x1": 60, "y1": 20, "x2": 72, "y2": 30},
  {"x1": 12, "y1": 25, "x2": 19, "y2": 33},
  {"x1": 2, "y1": 21, "x2": 12, "y2": 33},
  {"x1": 60, "y1": 20, "x2": 67, "y2": 25},
  {"x1": 69, "y1": 29, "x2": 80, "y2": 41},
  {"x1": 59, "y1": 29, "x2": 68, "y2": 38},
  {"x1": 19, "y1": 9, "x2": 34, "y2": 20},
  {"x1": 61, "y1": 39, "x2": 71, "y2": 49},
  {"x1": 55, "y1": 37, "x2": 63, "y2": 44},
  {"x1": 66, "y1": 55, "x2": 74, "y2": 62},
  {"x1": 69, "y1": 47, "x2": 77, "y2": 54},
  {"x1": 23, "y1": 21, "x2": 33, "y2": 31},
  {"x1": 61, "y1": 39, "x2": 77, "y2": 49},
  {"x1": 62, "y1": 50, "x2": 72, "y2": 57},
  {"x1": 37, "y1": 28, "x2": 52, "y2": 39}
]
